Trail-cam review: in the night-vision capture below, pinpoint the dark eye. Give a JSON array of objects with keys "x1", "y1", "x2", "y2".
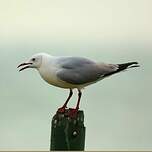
[{"x1": 32, "y1": 58, "x2": 36, "y2": 61}]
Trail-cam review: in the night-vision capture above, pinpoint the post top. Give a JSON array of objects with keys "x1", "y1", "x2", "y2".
[{"x1": 52, "y1": 109, "x2": 84, "y2": 127}]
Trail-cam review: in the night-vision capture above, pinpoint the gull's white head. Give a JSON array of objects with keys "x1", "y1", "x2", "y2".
[{"x1": 17, "y1": 53, "x2": 48, "y2": 71}]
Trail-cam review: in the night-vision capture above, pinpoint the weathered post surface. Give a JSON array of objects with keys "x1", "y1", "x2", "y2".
[{"x1": 50, "y1": 109, "x2": 86, "y2": 151}]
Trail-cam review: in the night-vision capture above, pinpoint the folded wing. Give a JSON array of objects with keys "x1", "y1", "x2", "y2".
[{"x1": 56, "y1": 57, "x2": 118, "y2": 85}]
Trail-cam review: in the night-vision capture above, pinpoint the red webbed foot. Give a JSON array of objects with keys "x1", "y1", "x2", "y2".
[
  {"x1": 67, "y1": 108, "x2": 79, "y2": 118},
  {"x1": 57, "y1": 106, "x2": 66, "y2": 113}
]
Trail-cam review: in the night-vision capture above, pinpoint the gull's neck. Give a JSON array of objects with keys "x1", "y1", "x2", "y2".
[{"x1": 39, "y1": 53, "x2": 57, "y2": 70}]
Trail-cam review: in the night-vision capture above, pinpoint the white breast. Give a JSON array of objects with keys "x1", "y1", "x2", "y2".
[{"x1": 37, "y1": 58, "x2": 78, "y2": 89}]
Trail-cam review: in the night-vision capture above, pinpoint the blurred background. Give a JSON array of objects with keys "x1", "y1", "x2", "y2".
[{"x1": 0, "y1": 0, "x2": 152, "y2": 150}]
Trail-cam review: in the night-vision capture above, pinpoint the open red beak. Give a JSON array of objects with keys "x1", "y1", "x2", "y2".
[{"x1": 17, "y1": 62, "x2": 32, "y2": 72}]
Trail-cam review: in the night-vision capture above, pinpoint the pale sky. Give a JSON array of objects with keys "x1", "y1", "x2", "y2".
[{"x1": 0, "y1": 0, "x2": 152, "y2": 46}]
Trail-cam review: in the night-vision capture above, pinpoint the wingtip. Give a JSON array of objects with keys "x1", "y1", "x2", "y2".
[{"x1": 128, "y1": 62, "x2": 140, "y2": 68}]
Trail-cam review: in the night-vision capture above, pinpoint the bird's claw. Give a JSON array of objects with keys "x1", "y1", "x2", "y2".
[
  {"x1": 57, "y1": 107, "x2": 79, "y2": 118},
  {"x1": 57, "y1": 106, "x2": 66, "y2": 113},
  {"x1": 67, "y1": 108, "x2": 79, "y2": 118}
]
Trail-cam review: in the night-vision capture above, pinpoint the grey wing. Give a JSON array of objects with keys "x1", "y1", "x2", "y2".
[{"x1": 56, "y1": 57, "x2": 118, "y2": 85}]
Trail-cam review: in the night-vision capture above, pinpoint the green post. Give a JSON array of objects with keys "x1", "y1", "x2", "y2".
[{"x1": 50, "y1": 110, "x2": 86, "y2": 151}]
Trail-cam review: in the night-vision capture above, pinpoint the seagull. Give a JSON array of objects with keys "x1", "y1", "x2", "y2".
[{"x1": 17, "y1": 53, "x2": 139, "y2": 117}]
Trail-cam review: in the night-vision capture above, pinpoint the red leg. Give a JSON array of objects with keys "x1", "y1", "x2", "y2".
[
  {"x1": 68, "y1": 89, "x2": 82, "y2": 117},
  {"x1": 76, "y1": 89, "x2": 82, "y2": 110},
  {"x1": 57, "y1": 89, "x2": 73, "y2": 113}
]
